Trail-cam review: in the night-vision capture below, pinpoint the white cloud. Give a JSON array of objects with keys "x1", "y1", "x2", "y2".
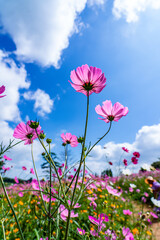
[
  {"x1": 23, "y1": 89, "x2": 54, "y2": 117},
  {"x1": 112, "y1": 0, "x2": 160, "y2": 22},
  {"x1": 86, "y1": 123, "x2": 160, "y2": 175},
  {"x1": 88, "y1": 0, "x2": 105, "y2": 7},
  {"x1": 0, "y1": 0, "x2": 105, "y2": 68},
  {"x1": 0, "y1": 50, "x2": 30, "y2": 122}
]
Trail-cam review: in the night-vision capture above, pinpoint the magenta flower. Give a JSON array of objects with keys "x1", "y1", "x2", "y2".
[
  {"x1": 150, "y1": 212, "x2": 158, "y2": 219},
  {"x1": 106, "y1": 185, "x2": 122, "y2": 197},
  {"x1": 13, "y1": 121, "x2": 42, "y2": 145},
  {"x1": 95, "y1": 100, "x2": 128, "y2": 123},
  {"x1": 58, "y1": 167, "x2": 62, "y2": 176},
  {"x1": 69, "y1": 64, "x2": 106, "y2": 96},
  {"x1": 88, "y1": 213, "x2": 109, "y2": 231},
  {"x1": 131, "y1": 157, "x2": 138, "y2": 164},
  {"x1": 141, "y1": 197, "x2": 146, "y2": 203},
  {"x1": 129, "y1": 187, "x2": 133, "y2": 192},
  {"x1": 59, "y1": 205, "x2": 78, "y2": 221},
  {"x1": 144, "y1": 192, "x2": 149, "y2": 197},
  {"x1": 136, "y1": 189, "x2": 140, "y2": 193},
  {"x1": 14, "y1": 176, "x2": 19, "y2": 183},
  {"x1": 30, "y1": 168, "x2": 35, "y2": 174},
  {"x1": 61, "y1": 133, "x2": 78, "y2": 147},
  {"x1": 122, "y1": 227, "x2": 134, "y2": 240},
  {"x1": 3, "y1": 155, "x2": 12, "y2": 161},
  {"x1": 18, "y1": 192, "x2": 24, "y2": 197},
  {"x1": 77, "y1": 228, "x2": 85, "y2": 235},
  {"x1": 0, "y1": 85, "x2": 6, "y2": 98},
  {"x1": 133, "y1": 152, "x2": 140, "y2": 158},
  {"x1": 123, "y1": 159, "x2": 128, "y2": 166},
  {"x1": 123, "y1": 209, "x2": 132, "y2": 216},
  {"x1": 2, "y1": 166, "x2": 10, "y2": 172},
  {"x1": 22, "y1": 166, "x2": 27, "y2": 170},
  {"x1": 122, "y1": 147, "x2": 129, "y2": 153}
]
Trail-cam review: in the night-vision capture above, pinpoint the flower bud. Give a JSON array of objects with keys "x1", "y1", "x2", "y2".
[
  {"x1": 77, "y1": 136, "x2": 84, "y2": 143},
  {"x1": 39, "y1": 132, "x2": 46, "y2": 139},
  {"x1": 29, "y1": 121, "x2": 39, "y2": 129},
  {"x1": 46, "y1": 138, "x2": 52, "y2": 144}
]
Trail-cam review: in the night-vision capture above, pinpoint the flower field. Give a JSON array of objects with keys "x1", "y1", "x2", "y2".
[
  {"x1": 0, "y1": 170, "x2": 160, "y2": 240},
  {"x1": 1, "y1": 65, "x2": 160, "y2": 240}
]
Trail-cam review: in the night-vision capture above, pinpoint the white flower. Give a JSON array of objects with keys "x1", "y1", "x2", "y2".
[
  {"x1": 141, "y1": 163, "x2": 151, "y2": 171},
  {"x1": 130, "y1": 183, "x2": 136, "y2": 188},
  {"x1": 151, "y1": 197, "x2": 160, "y2": 207},
  {"x1": 122, "y1": 169, "x2": 132, "y2": 176}
]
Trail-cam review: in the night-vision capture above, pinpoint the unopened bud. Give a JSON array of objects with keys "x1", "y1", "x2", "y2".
[
  {"x1": 39, "y1": 132, "x2": 46, "y2": 139},
  {"x1": 46, "y1": 138, "x2": 52, "y2": 144},
  {"x1": 29, "y1": 121, "x2": 39, "y2": 129}
]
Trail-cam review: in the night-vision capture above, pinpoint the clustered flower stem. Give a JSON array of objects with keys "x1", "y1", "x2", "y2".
[{"x1": 0, "y1": 172, "x2": 25, "y2": 240}]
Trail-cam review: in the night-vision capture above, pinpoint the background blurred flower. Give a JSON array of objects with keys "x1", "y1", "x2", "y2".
[
  {"x1": 0, "y1": 85, "x2": 6, "y2": 98},
  {"x1": 61, "y1": 133, "x2": 78, "y2": 147}
]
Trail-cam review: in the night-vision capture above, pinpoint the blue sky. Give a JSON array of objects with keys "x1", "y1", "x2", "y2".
[{"x1": 0, "y1": 0, "x2": 160, "y2": 177}]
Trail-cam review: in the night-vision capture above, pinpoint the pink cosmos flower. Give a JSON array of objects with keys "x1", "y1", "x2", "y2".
[
  {"x1": 13, "y1": 121, "x2": 42, "y2": 145},
  {"x1": 14, "y1": 176, "x2": 19, "y2": 183},
  {"x1": 58, "y1": 168, "x2": 62, "y2": 176},
  {"x1": 129, "y1": 187, "x2": 133, "y2": 192},
  {"x1": 22, "y1": 166, "x2": 27, "y2": 170},
  {"x1": 18, "y1": 192, "x2": 24, "y2": 197},
  {"x1": 131, "y1": 157, "x2": 138, "y2": 164},
  {"x1": 106, "y1": 185, "x2": 122, "y2": 197},
  {"x1": 144, "y1": 192, "x2": 149, "y2": 197},
  {"x1": 61, "y1": 133, "x2": 78, "y2": 147},
  {"x1": 95, "y1": 100, "x2": 128, "y2": 123},
  {"x1": 122, "y1": 227, "x2": 134, "y2": 240},
  {"x1": 88, "y1": 213, "x2": 109, "y2": 231},
  {"x1": 0, "y1": 85, "x2": 6, "y2": 98},
  {"x1": 136, "y1": 189, "x2": 140, "y2": 193},
  {"x1": 30, "y1": 168, "x2": 35, "y2": 174},
  {"x1": 123, "y1": 209, "x2": 132, "y2": 216},
  {"x1": 3, "y1": 155, "x2": 12, "y2": 161},
  {"x1": 122, "y1": 147, "x2": 129, "y2": 153},
  {"x1": 133, "y1": 152, "x2": 140, "y2": 158},
  {"x1": 150, "y1": 212, "x2": 158, "y2": 219},
  {"x1": 141, "y1": 197, "x2": 146, "y2": 203},
  {"x1": 2, "y1": 166, "x2": 10, "y2": 172},
  {"x1": 123, "y1": 159, "x2": 128, "y2": 166},
  {"x1": 59, "y1": 205, "x2": 78, "y2": 221},
  {"x1": 69, "y1": 64, "x2": 106, "y2": 96},
  {"x1": 77, "y1": 228, "x2": 85, "y2": 235}
]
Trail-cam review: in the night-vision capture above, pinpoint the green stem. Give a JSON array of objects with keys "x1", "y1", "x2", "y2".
[
  {"x1": 0, "y1": 140, "x2": 22, "y2": 155},
  {"x1": 86, "y1": 121, "x2": 112, "y2": 157},
  {"x1": 48, "y1": 143, "x2": 52, "y2": 240},
  {"x1": 0, "y1": 173, "x2": 25, "y2": 240},
  {"x1": 1, "y1": 220, "x2": 6, "y2": 240},
  {"x1": 64, "y1": 93, "x2": 90, "y2": 240},
  {"x1": 31, "y1": 143, "x2": 48, "y2": 214},
  {"x1": 36, "y1": 132, "x2": 69, "y2": 208}
]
